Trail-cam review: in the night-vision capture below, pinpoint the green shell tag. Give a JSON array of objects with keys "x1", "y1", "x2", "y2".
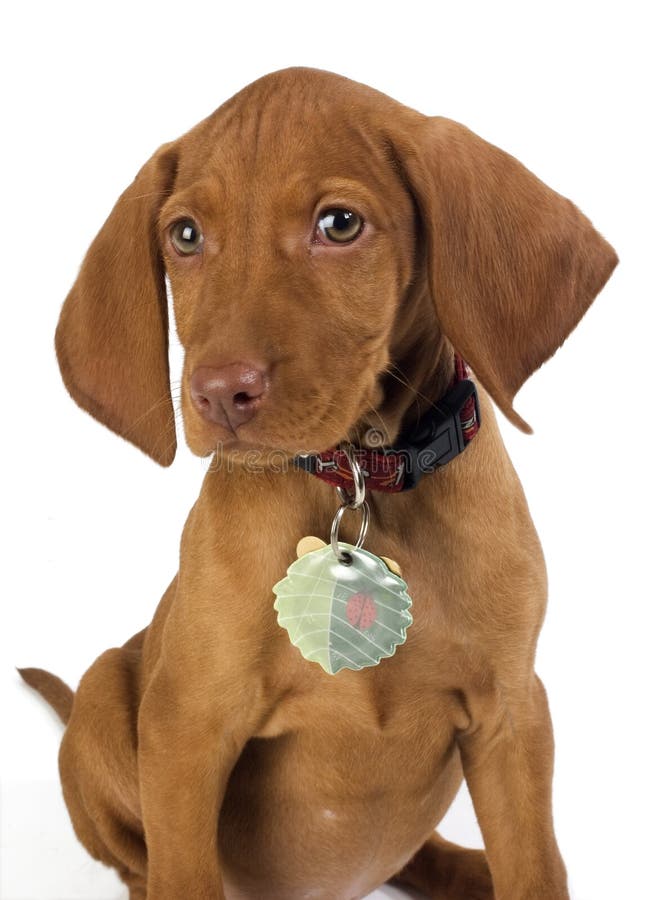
[{"x1": 273, "y1": 541, "x2": 413, "y2": 675}]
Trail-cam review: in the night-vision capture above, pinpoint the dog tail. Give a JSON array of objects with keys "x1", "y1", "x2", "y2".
[{"x1": 18, "y1": 667, "x2": 74, "y2": 725}]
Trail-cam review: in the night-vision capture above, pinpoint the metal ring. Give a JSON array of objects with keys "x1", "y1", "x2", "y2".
[
  {"x1": 330, "y1": 500, "x2": 370, "y2": 564},
  {"x1": 335, "y1": 442, "x2": 365, "y2": 509}
]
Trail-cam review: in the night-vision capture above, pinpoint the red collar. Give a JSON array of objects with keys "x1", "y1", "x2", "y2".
[{"x1": 295, "y1": 356, "x2": 480, "y2": 493}]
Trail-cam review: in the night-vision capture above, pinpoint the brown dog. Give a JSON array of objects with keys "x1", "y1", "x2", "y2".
[{"x1": 21, "y1": 67, "x2": 617, "y2": 899}]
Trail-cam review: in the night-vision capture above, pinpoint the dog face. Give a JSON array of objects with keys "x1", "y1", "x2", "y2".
[
  {"x1": 159, "y1": 80, "x2": 419, "y2": 458},
  {"x1": 55, "y1": 68, "x2": 617, "y2": 465}
]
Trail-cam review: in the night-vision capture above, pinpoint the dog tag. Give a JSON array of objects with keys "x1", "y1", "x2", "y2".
[{"x1": 273, "y1": 537, "x2": 412, "y2": 675}]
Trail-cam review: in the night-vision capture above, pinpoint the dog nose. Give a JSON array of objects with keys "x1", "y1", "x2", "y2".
[{"x1": 190, "y1": 363, "x2": 268, "y2": 430}]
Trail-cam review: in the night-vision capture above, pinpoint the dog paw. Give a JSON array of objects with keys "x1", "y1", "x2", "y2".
[
  {"x1": 448, "y1": 848, "x2": 494, "y2": 899},
  {"x1": 392, "y1": 840, "x2": 494, "y2": 900}
]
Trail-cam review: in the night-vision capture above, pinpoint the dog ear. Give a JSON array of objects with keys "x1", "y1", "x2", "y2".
[
  {"x1": 55, "y1": 142, "x2": 179, "y2": 465},
  {"x1": 392, "y1": 116, "x2": 618, "y2": 431}
]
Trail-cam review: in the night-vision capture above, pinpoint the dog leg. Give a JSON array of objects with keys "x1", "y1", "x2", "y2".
[
  {"x1": 125, "y1": 880, "x2": 146, "y2": 900},
  {"x1": 138, "y1": 651, "x2": 270, "y2": 900},
  {"x1": 58, "y1": 646, "x2": 148, "y2": 892},
  {"x1": 458, "y1": 675, "x2": 568, "y2": 899},
  {"x1": 391, "y1": 831, "x2": 493, "y2": 899}
]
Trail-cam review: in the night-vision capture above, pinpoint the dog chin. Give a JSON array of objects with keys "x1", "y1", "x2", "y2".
[
  {"x1": 185, "y1": 432, "x2": 333, "y2": 465},
  {"x1": 185, "y1": 411, "x2": 392, "y2": 463}
]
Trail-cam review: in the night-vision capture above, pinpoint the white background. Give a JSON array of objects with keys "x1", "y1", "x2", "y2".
[{"x1": 1, "y1": 2, "x2": 647, "y2": 898}]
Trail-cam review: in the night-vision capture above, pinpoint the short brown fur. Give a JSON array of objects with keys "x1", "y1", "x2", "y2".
[{"x1": 22, "y1": 68, "x2": 617, "y2": 899}]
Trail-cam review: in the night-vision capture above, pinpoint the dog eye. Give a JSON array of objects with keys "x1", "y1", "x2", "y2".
[
  {"x1": 317, "y1": 209, "x2": 363, "y2": 244},
  {"x1": 169, "y1": 219, "x2": 204, "y2": 255}
]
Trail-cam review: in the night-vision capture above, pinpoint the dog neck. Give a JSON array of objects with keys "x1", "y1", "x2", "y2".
[
  {"x1": 295, "y1": 339, "x2": 480, "y2": 494},
  {"x1": 386, "y1": 332, "x2": 457, "y2": 436}
]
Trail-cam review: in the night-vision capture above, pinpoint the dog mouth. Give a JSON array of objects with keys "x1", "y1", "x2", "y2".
[{"x1": 183, "y1": 365, "x2": 392, "y2": 463}]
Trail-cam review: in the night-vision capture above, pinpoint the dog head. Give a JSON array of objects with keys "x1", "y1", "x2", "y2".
[{"x1": 55, "y1": 68, "x2": 617, "y2": 465}]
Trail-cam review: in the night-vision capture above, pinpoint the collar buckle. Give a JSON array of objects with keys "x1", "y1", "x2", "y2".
[{"x1": 397, "y1": 379, "x2": 480, "y2": 491}]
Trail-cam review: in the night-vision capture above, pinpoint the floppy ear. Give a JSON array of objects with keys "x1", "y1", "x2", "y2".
[
  {"x1": 393, "y1": 117, "x2": 618, "y2": 431},
  {"x1": 55, "y1": 142, "x2": 179, "y2": 465}
]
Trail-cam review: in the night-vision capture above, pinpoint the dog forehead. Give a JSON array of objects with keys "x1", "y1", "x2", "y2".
[
  {"x1": 176, "y1": 68, "x2": 409, "y2": 185},
  {"x1": 219, "y1": 66, "x2": 402, "y2": 127}
]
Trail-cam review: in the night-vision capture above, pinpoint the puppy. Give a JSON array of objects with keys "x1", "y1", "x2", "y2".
[{"x1": 21, "y1": 68, "x2": 617, "y2": 899}]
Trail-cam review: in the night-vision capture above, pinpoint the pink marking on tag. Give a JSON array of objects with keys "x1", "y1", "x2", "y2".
[{"x1": 346, "y1": 592, "x2": 377, "y2": 630}]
